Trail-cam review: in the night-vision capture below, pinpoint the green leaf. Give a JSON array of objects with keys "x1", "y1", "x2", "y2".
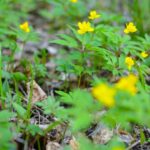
[
  {"x1": 57, "y1": 89, "x2": 99, "y2": 131},
  {"x1": 12, "y1": 102, "x2": 26, "y2": 118},
  {"x1": 0, "y1": 110, "x2": 14, "y2": 122},
  {"x1": 36, "y1": 96, "x2": 60, "y2": 115},
  {"x1": 12, "y1": 72, "x2": 27, "y2": 81},
  {"x1": 50, "y1": 34, "x2": 78, "y2": 48},
  {"x1": 26, "y1": 124, "x2": 43, "y2": 136},
  {"x1": 140, "y1": 129, "x2": 146, "y2": 144},
  {"x1": 58, "y1": 34, "x2": 78, "y2": 47},
  {"x1": 2, "y1": 70, "x2": 11, "y2": 79}
]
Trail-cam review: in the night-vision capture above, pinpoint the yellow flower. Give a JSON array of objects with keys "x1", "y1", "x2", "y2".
[
  {"x1": 112, "y1": 146, "x2": 125, "y2": 150},
  {"x1": 20, "y1": 22, "x2": 30, "y2": 33},
  {"x1": 92, "y1": 83, "x2": 116, "y2": 107},
  {"x1": 125, "y1": 56, "x2": 134, "y2": 70},
  {"x1": 124, "y1": 22, "x2": 137, "y2": 34},
  {"x1": 77, "y1": 21, "x2": 94, "y2": 34},
  {"x1": 141, "y1": 51, "x2": 148, "y2": 58},
  {"x1": 88, "y1": 10, "x2": 100, "y2": 20},
  {"x1": 115, "y1": 74, "x2": 138, "y2": 95},
  {"x1": 70, "y1": 0, "x2": 78, "y2": 3}
]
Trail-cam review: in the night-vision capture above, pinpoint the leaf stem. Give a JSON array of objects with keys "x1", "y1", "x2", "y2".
[{"x1": 0, "y1": 45, "x2": 4, "y2": 108}]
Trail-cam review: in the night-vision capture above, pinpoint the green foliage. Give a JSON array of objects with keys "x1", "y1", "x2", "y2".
[
  {"x1": 12, "y1": 102, "x2": 26, "y2": 119},
  {"x1": 40, "y1": 0, "x2": 88, "y2": 25},
  {"x1": 101, "y1": 90, "x2": 150, "y2": 128},
  {"x1": 0, "y1": 0, "x2": 150, "y2": 149},
  {"x1": 36, "y1": 96, "x2": 60, "y2": 115},
  {"x1": 12, "y1": 72, "x2": 27, "y2": 81},
  {"x1": 0, "y1": 110, "x2": 16, "y2": 149},
  {"x1": 56, "y1": 89, "x2": 100, "y2": 131},
  {"x1": 51, "y1": 34, "x2": 78, "y2": 48},
  {"x1": 26, "y1": 124, "x2": 43, "y2": 136}
]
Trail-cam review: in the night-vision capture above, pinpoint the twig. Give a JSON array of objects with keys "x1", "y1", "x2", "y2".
[{"x1": 126, "y1": 140, "x2": 140, "y2": 150}]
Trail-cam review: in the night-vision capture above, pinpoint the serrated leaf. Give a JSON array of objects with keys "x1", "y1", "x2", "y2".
[{"x1": 13, "y1": 102, "x2": 26, "y2": 118}]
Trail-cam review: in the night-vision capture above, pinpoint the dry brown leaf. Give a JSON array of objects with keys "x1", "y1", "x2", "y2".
[
  {"x1": 46, "y1": 141, "x2": 61, "y2": 150},
  {"x1": 91, "y1": 124, "x2": 113, "y2": 144},
  {"x1": 27, "y1": 80, "x2": 47, "y2": 104},
  {"x1": 69, "y1": 137, "x2": 79, "y2": 150}
]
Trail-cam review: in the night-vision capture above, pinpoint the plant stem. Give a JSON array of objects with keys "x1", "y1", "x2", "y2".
[
  {"x1": 137, "y1": 66, "x2": 146, "y2": 89},
  {"x1": 78, "y1": 41, "x2": 85, "y2": 87},
  {"x1": 43, "y1": 120, "x2": 61, "y2": 135},
  {"x1": 24, "y1": 134, "x2": 29, "y2": 150},
  {"x1": 78, "y1": 74, "x2": 82, "y2": 88},
  {"x1": 0, "y1": 45, "x2": 4, "y2": 108},
  {"x1": 60, "y1": 122, "x2": 68, "y2": 142},
  {"x1": 26, "y1": 65, "x2": 34, "y2": 119},
  {"x1": 37, "y1": 136, "x2": 41, "y2": 150}
]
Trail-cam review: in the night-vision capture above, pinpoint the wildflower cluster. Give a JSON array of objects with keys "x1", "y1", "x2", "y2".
[
  {"x1": 124, "y1": 51, "x2": 148, "y2": 70},
  {"x1": 92, "y1": 74, "x2": 138, "y2": 107},
  {"x1": 1, "y1": 1, "x2": 150, "y2": 150},
  {"x1": 77, "y1": 10, "x2": 100, "y2": 34},
  {"x1": 76, "y1": 13, "x2": 140, "y2": 73}
]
